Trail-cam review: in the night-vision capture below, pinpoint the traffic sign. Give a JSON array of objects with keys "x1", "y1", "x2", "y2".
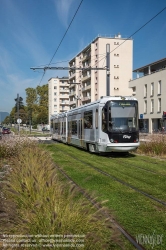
[
  {"x1": 140, "y1": 114, "x2": 143, "y2": 119},
  {"x1": 17, "y1": 118, "x2": 22, "y2": 124}
]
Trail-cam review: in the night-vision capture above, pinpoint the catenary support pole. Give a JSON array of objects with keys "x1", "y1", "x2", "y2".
[
  {"x1": 106, "y1": 44, "x2": 110, "y2": 96},
  {"x1": 17, "y1": 93, "x2": 20, "y2": 133}
]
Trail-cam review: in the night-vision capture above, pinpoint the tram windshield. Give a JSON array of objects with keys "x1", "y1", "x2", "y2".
[{"x1": 107, "y1": 100, "x2": 139, "y2": 132}]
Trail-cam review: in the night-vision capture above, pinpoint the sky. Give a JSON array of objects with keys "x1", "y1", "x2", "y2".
[{"x1": 0, "y1": 0, "x2": 166, "y2": 113}]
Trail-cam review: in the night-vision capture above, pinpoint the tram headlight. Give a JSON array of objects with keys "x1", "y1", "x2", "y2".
[{"x1": 110, "y1": 139, "x2": 118, "y2": 143}]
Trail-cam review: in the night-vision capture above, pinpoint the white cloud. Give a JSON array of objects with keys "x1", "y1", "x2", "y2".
[{"x1": 53, "y1": 0, "x2": 75, "y2": 27}]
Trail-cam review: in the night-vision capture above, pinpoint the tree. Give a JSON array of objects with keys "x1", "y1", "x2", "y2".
[
  {"x1": 36, "y1": 84, "x2": 48, "y2": 108},
  {"x1": 25, "y1": 88, "x2": 38, "y2": 111},
  {"x1": 36, "y1": 84, "x2": 48, "y2": 124},
  {"x1": 14, "y1": 96, "x2": 24, "y2": 111},
  {"x1": 36, "y1": 111, "x2": 48, "y2": 124},
  {"x1": 3, "y1": 116, "x2": 10, "y2": 125},
  {"x1": 25, "y1": 85, "x2": 48, "y2": 125}
]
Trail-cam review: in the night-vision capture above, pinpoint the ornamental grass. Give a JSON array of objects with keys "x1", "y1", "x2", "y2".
[
  {"x1": 0, "y1": 135, "x2": 37, "y2": 158},
  {"x1": 0, "y1": 138, "x2": 119, "y2": 250},
  {"x1": 138, "y1": 134, "x2": 166, "y2": 156}
]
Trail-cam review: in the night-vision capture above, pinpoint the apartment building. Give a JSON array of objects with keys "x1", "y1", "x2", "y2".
[
  {"x1": 129, "y1": 58, "x2": 166, "y2": 133},
  {"x1": 68, "y1": 34, "x2": 133, "y2": 109},
  {"x1": 48, "y1": 77, "x2": 69, "y2": 122}
]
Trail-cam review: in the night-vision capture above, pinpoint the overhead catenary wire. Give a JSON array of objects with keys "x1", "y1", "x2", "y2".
[
  {"x1": 95, "y1": 5, "x2": 166, "y2": 68},
  {"x1": 60, "y1": 5, "x2": 166, "y2": 85},
  {"x1": 37, "y1": 0, "x2": 84, "y2": 86},
  {"x1": 34, "y1": 52, "x2": 107, "y2": 69},
  {"x1": 72, "y1": 5, "x2": 166, "y2": 100},
  {"x1": 36, "y1": 4, "x2": 166, "y2": 86}
]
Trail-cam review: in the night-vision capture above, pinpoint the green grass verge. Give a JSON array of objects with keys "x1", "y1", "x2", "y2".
[{"x1": 41, "y1": 143, "x2": 166, "y2": 250}]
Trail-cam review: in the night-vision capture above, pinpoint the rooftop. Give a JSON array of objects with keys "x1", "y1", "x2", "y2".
[{"x1": 133, "y1": 57, "x2": 166, "y2": 73}]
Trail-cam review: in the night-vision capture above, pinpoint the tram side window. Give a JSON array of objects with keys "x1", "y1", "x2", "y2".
[
  {"x1": 95, "y1": 109, "x2": 98, "y2": 129},
  {"x1": 64, "y1": 122, "x2": 66, "y2": 134},
  {"x1": 84, "y1": 111, "x2": 93, "y2": 129},
  {"x1": 102, "y1": 108, "x2": 107, "y2": 132},
  {"x1": 58, "y1": 122, "x2": 60, "y2": 135},
  {"x1": 71, "y1": 120, "x2": 77, "y2": 135},
  {"x1": 68, "y1": 121, "x2": 71, "y2": 136},
  {"x1": 55, "y1": 122, "x2": 58, "y2": 133}
]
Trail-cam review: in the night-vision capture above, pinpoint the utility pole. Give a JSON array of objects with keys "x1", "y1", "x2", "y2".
[
  {"x1": 106, "y1": 44, "x2": 110, "y2": 96},
  {"x1": 29, "y1": 109, "x2": 32, "y2": 134},
  {"x1": 17, "y1": 93, "x2": 20, "y2": 133}
]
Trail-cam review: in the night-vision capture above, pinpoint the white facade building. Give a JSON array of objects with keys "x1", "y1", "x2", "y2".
[
  {"x1": 68, "y1": 34, "x2": 133, "y2": 109},
  {"x1": 48, "y1": 77, "x2": 69, "y2": 123},
  {"x1": 129, "y1": 58, "x2": 166, "y2": 133}
]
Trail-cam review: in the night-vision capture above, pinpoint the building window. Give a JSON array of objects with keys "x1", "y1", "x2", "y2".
[
  {"x1": 151, "y1": 99, "x2": 154, "y2": 113},
  {"x1": 114, "y1": 54, "x2": 119, "y2": 57},
  {"x1": 114, "y1": 42, "x2": 119, "y2": 45},
  {"x1": 144, "y1": 100, "x2": 147, "y2": 114},
  {"x1": 151, "y1": 82, "x2": 154, "y2": 96},
  {"x1": 132, "y1": 87, "x2": 136, "y2": 95},
  {"x1": 144, "y1": 84, "x2": 147, "y2": 98},
  {"x1": 158, "y1": 80, "x2": 161, "y2": 95},
  {"x1": 54, "y1": 86, "x2": 57, "y2": 89},
  {"x1": 114, "y1": 65, "x2": 119, "y2": 68},
  {"x1": 54, "y1": 92, "x2": 57, "y2": 95},
  {"x1": 158, "y1": 98, "x2": 161, "y2": 113},
  {"x1": 54, "y1": 98, "x2": 57, "y2": 102},
  {"x1": 54, "y1": 105, "x2": 57, "y2": 108}
]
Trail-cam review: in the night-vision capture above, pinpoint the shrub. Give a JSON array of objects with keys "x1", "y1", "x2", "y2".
[
  {"x1": 0, "y1": 136, "x2": 37, "y2": 159},
  {"x1": 1, "y1": 144, "x2": 118, "y2": 250},
  {"x1": 138, "y1": 134, "x2": 166, "y2": 156}
]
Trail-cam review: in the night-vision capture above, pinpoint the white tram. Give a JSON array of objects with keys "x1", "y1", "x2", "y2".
[{"x1": 50, "y1": 96, "x2": 140, "y2": 153}]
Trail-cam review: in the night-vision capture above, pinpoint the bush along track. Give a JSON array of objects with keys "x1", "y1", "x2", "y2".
[
  {"x1": 0, "y1": 141, "x2": 124, "y2": 250},
  {"x1": 41, "y1": 143, "x2": 166, "y2": 250}
]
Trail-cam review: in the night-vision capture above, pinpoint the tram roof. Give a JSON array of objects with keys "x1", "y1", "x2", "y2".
[{"x1": 50, "y1": 96, "x2": 137, "y2": 118}]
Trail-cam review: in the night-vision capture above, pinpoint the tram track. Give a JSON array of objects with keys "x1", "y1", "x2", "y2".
[
  {"x1": 108, "y1": 156, "x2": 166, "y2": 177},
  {"x1": 54, "y1": 146, "x2": 166, "y2": 207},
  {"x1": 54, "y1": 163, "x2": 145, "y2": 250}
]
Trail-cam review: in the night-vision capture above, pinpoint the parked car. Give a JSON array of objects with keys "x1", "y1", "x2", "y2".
[
  {"x1": 42, "y1": 127, "x2": 49, "y2": 132},
  {"x1": 2, "y1": 127, "x2": 11, "y2": 134}
]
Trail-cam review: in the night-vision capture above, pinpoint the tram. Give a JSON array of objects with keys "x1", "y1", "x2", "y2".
[{"x1": 50, "y1": 96, "x2": 140, "y2": 153}]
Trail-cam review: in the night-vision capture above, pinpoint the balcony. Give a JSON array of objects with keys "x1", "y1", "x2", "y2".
[
  {"x1": 60, "y1": 101, "x2": 69, "y2": 105},
  {"x1": 59, "y1": 83, "x2": 69, "y2": 87},
  {"x1": 60, "y1": 109, "x2": 68, "y2": 112},
  {"x1": 82, "y1": 54, "x2": 91, "y2": 62},
  {"x1": 69, "y1": 100, "x2": 76, "y2": 105},
  {"x1": 69, "y1": 83, "x2": 76, "y2": 88},
  {"x1": 59, "y1": 89, "x2": 69, "y2": 93},
  {"x1": 69, "y1": 91, "x2": 76, "y2": 97},
  {"x1": 82, "y1": 96, "x2": 91, "y2": 101},
  {"x1": 82, "y1": 85, "x2": 91, "y2": 92},
  {"x1": 82, "y1": 75, "x2": 91, "y2": 82},
  {"x1": 69, "y1": 72, "x2": 76, "y2": 80}
]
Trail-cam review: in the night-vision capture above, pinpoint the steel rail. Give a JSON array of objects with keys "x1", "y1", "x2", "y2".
[
  {"x1": 54, "y1": 163, "x2": 145, "y2": 250},
  {"x1": 53, "y1": 147, "x2": 166, "y2": 207},
  {"x1": 108, "y1": 157, "x2": 166, "y2": 177}
]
